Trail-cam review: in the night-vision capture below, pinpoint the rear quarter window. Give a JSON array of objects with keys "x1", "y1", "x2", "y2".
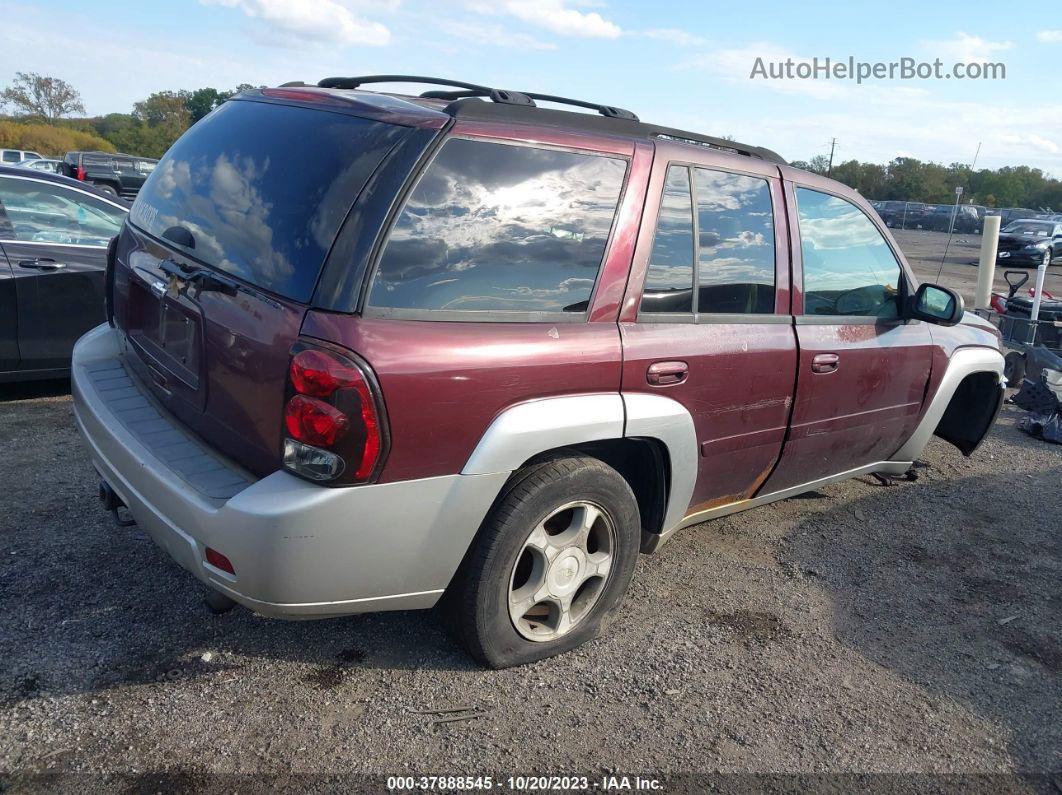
[
  {"x1": 128, "y1": 99, "x2": 407, "y2": 302},
  {"x1": 367, "y1": 137, "x2": 627, "y2": 318}
]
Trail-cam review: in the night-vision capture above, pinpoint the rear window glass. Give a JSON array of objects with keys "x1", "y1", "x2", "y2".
[
  {"x1": 367, "y1": 138, "x2": 627, "y2": 316},
  {"x1": 129, "y1": 99, "x2": 406, "y2": 301}
]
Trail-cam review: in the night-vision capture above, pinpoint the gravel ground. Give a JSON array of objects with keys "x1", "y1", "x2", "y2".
[{"x1": 1, "y1": 233, "x2": 1060, "y2": 792}]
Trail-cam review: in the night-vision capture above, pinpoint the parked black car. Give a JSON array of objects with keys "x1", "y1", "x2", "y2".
[
  {"x1": 875, "y1": 200, "x2": 928, "y2": 229},
  {"x1": 996, "y1": 219, "x2": 1062, "y2": 268},
  {"x1": 922, "y1": 203, "x2": 984, "y2": 233},
  {"x1": 60, "y1": 151, "x2": 158, "y2": 200},
  {"x1": 986, "y1": 207, "x2": 1040, "y2": 229},
  {"x1": 0, "y1": 165, "x2": 127, "y2": 381}
]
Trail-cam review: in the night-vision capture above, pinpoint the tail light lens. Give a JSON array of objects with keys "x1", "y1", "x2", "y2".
[
  {"x1": 285, "y1": 395, "x2": 349, "y2": 446},
  {"x1": 76, "y1": 165, "x2": 85, "y2": 181},
  {"x1": 281, "y1": 340, "x2": 388, "y2": 486}
]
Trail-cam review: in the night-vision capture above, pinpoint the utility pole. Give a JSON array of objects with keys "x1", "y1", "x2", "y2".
[{"x1": 826, "y1": 137, "x2": 837, "y2": 177}]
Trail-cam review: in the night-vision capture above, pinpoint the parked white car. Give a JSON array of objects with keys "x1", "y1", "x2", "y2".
[
  {"x1": 17, "y1": 158, "x2": 63, "y2": 173},
  {"x1": 1, "y1": 149, "x2": 44, "y2": 165}
]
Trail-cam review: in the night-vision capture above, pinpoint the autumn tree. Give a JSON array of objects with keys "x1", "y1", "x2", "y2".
[{"x1": 1, "y1": 72, "x2": 85, "y2": 122}]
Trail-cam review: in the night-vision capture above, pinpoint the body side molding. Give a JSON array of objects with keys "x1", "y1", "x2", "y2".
[
  {"x1": 461, "y1": 394, "x2": 625, "y2": 475},
  {"x1": 892, "y1": 345, "x2": 1004, "y2": 462},
  {"x1": 622, "y1": 392, "x2": 698, "y2": 535},
  {"x1": 646, "y1": 459, "x2": 912, "y2": 552}
]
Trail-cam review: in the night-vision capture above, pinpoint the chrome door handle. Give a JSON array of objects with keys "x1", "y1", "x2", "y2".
[
  {"x1": 647, "y1": 360, "x2": 688, "y2": 386},
  {"x1": 811, "y1": 353, "x2": 839, "y2": 373},
  {"x1": 18, "y1": 258, "x2": 66, "y2": 270}
]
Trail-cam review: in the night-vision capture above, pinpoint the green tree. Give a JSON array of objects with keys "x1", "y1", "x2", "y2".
[
  {"x1": 1, "y1": 72, "x2": 85, "y2": 122},
  {"x1": 131, "y1": 91, "x2": 192, "y2": 157},
  {"x1": 187, "y1": 88, "x2": 226, "y2": 124}
]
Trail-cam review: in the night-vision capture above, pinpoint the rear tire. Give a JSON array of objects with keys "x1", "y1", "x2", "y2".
[
  {"x1": 93, "y1": 182, "x2": 118, "y2": 196},
  {"x1": 1004, "y1": 351, "x2": 1026, "y2": 388},
  {"x1": 446, "y1": 455, "x2": 641, "y2": 668}
]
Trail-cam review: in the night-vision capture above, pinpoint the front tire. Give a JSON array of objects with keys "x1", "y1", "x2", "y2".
[
  {"x1": 1004, "y1": 351, "x2": 1026, "y2": 388},
  {"x1": 446, "y1": 455, "x2": 641, "y2": 668}
]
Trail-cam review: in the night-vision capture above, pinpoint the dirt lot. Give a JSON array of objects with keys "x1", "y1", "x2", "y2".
[
  {"x1": 1, "y1": 232, "x2": 1060, "y2": 792},
  {"x1": 893, "y1": 228, "x2": 1062, "y2": 304}
]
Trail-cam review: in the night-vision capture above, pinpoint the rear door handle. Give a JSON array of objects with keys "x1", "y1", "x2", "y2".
[
  {"x1": 811, "y1": 353, "x2": 840, "y2": 373},
  {"x1": 18, "y1": 258, "x2": 66, "y2": 270},
  {"x1": 647, "y1": 360, "x2": 688, "y2": 386}
]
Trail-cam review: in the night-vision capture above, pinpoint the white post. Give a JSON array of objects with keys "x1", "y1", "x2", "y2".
[
  {"x1": 975, "y1": 214, "x2": 1001, "y2": 310},
  {"x1": 1030, "y1": 259, "x2": 1048, "y2": 323}
]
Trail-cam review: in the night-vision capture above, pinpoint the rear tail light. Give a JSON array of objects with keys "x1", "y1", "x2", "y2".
[
  {"x1": 281, "y1": 340, "x2": 388, "y2": 486},
  {"x1": 76, "y1": 165, "x2": 85, "y2": 181}
]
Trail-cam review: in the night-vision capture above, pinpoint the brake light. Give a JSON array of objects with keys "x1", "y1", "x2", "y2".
[
  {"x1": 285, "y1": 395, "x2": 349, "y2": 446},
  {"x1": 290, "y1": 349, "x2": 359, "y2": 397},
  {"x1": 281, "y1": 341, "x2": 388, "y2": 486},
  {"x1": 76, "y1": 165, "x2": 85, "y2": 181},
  {"x1": 261, "y1": 88, "x2": 348, "y2": 106}
]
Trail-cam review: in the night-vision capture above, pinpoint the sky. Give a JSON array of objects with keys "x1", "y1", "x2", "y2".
[{"x1": 2, "y1": 0, "x2": 1060, "y2": 175}]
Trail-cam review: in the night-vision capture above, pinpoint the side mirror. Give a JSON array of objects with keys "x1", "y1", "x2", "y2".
[{"x1": 909, "y1": 283, "x2": 964, "y2": 326}]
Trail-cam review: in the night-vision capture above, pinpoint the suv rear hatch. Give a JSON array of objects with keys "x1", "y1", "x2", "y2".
[{"x1": 112, "y1": 92, "x2": 432, "y2": 477}]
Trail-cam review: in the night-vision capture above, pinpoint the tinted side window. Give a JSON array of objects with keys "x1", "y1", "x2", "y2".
[
  {"x1": 796, "y1": 188, "x2": 903, "y2": 318},
  {"x1": 640, "y1": 165, "x2": 694, "y2": 314},
  {"x1": 368, "y1": 138, "x2": 627, "y2": 315},
  {"x1": 0, "y1": 177, "x2": 125, "y2": 246},
  {"x1": 2, "y1": 151, "x2": 20, "y2": 163},
  {"x1": 695, "y1": 168, "x2": 775, "y2": 314}
]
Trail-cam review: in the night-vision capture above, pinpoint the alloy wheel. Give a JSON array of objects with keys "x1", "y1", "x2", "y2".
[{"x1": 507, "y1": 501, "x2": 616, "y2": 642}]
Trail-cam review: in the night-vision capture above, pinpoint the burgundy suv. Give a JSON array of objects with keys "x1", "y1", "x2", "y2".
[{"x1": 72, "y1": 77, "x2": 1005, "y2": 668}]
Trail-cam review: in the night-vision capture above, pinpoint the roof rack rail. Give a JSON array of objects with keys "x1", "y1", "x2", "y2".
[
  {"x1": 310, "y1": 74, "x2": 781, "y2": 163},
  {"x1": 431, "y1": 89, "x2": 637, "y2": 121},
  {"x1": 316, "y1": 74, "x2": 638, "y2": 121},
  {"x1": 317, "y1": 75, "x2": 534, "y2": 108}
]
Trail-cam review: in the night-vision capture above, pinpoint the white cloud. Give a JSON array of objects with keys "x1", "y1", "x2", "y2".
[
  {"x1": 466, "y1": 0, "x2": 621, "y2": 39},
  {"x1": 669, "y1": 86, "x2": 1062, "y2": 177},
  {"x1": 687, "y1": 43, "x2": 848, "y2": 100},
  {"x1": 438, "y1": 20, "x2": 557, "y2": 50},
  {"x1": 921, "y1": 32, "x2": 1012, "y2": 62},
  {"x1": 1037, "y1": 30, "x2": 1062, "y2": 43},
  {"x1": 639, "y1": 28, "x2": 705, "y2": 47},
  {"x1": 1000, "y1": 134, "x2": 1060, "y2": 154},
  {"x1": 201, "y1": 0, "x2": 391, "y2": 47}
]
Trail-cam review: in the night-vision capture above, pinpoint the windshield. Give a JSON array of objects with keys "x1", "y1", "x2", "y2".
[
  {"x1": 1003, "y1": 221, "x2": 1053, "y2": 236},
  {"x1": 129, "y1": 99, "x2": 407, "y2": 301}
]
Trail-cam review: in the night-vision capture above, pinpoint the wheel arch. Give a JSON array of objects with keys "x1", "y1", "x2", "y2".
[
  {"x1": 460, "y1": 392, "x2": 698, "y2": 550},
  {"x1": 892, "y1": 345, "x2": 1004, "y2": 461}
]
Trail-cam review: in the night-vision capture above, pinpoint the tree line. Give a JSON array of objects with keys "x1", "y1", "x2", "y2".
[
  {"x1": 0, "y1": 72, "x2": 252, "y2": 159},
  {"x1": 790, "y1": 154, "x2": 1062, "y2": 211},
  {"x1": 2, "y1": 71, "x2": 1061, "y2": 211}
]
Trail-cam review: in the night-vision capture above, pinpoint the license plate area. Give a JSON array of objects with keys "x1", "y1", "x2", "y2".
[{"x1": 127, "y1": 275, "x2": 203, "y2": 394}]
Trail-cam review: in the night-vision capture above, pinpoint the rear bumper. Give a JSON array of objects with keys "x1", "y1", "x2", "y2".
[{"x1": 72, "y1": 325, "x2": 509, "y2": 618}]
